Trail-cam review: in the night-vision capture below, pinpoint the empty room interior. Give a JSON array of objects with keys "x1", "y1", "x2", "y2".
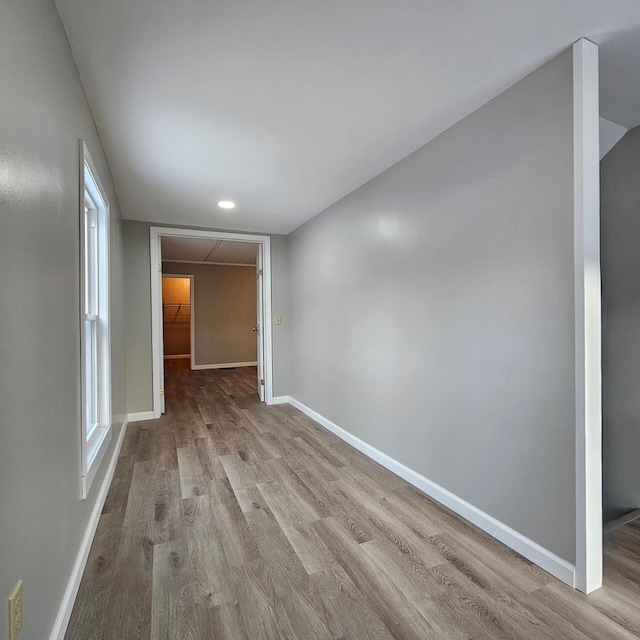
[
  {"x1": 160, "y1": 236, "x2": 262, "y2": 402},
  {"x1": 4, "y1": 1, "x2": 640, "y2": 639}
]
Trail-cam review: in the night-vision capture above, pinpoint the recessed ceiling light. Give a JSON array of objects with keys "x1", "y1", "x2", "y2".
[{"x1": 218, "y1": 200, "x2": 235, "y2": 209}]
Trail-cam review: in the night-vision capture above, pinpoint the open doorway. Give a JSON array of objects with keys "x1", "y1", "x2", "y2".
[
  {"x1": 600, "y1": 112, "x2": 640, "y2": 584},
  {"x1": 162, "y1": 275, "x2": 193, "y2": 361},
  {"x1": 150, "y1": 227, "x2": 273, "y2": 417}
]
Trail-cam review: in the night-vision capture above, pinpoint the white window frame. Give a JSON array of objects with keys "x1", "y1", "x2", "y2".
[{"x1": 80, "y1": 141, "x2": 111, "y2": 498}]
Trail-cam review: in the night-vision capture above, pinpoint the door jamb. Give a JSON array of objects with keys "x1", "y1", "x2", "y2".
[{"x1": 150, "y1": 227, "x2": 273, "y2": 418}]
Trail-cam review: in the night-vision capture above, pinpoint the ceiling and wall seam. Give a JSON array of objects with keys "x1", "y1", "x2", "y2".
[{"x1": 53, "y1": 0, "x2": 640, "y2": 234}]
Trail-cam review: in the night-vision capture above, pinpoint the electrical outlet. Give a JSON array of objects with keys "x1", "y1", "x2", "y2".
[{"x1": 8, "y1": 580, "x2": 23, "y2": 640}]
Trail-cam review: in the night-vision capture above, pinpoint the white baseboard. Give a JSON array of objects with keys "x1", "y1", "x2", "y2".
[
  {"x1": 49, "y1": 416, "x2": 129, "y2": 640},
  {"x1": 163, "y1": 354, "x2": 190, "y2": 360},
  {"x1": 192, "y1": 361, "x2": 258, "y2": 370},
  {"x1": 604, "y1": 508, "x2": 640, "y2": 535},
  {"x1": 287, "y1": 397, "x2": 576, "y2": 588},
  {"x1": 127, "y1": 411, "x2": 155, "y2": 422},
  {"x1": 270, "y1": 395, "x2": 291, "y2": 405}
]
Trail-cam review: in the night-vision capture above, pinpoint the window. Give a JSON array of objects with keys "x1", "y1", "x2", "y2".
[{"x1": 80, "y1": 142, "x2": 111, "y2": 498}]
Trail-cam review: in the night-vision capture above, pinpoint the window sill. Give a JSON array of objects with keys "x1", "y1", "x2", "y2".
[{"x1": 81, "y1": 424, "x2": 112, "y2": 499}]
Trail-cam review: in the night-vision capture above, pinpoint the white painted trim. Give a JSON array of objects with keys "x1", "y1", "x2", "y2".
[
  {"x1": 573, "y1": 38, "x2": 603, "y2": 594},
  {"x1": 192, "y1": 361, "x2": 258, "y2": 370},
  {"x1": 150, "y1": 227, "x2": 274, "y2": 418},
  {"x1": 127, "y1": 411, "x2": 155, "y2": 423},
  {"x1": 49, "y1": 417, "x2": 128, "y2": 640},
  {"x1": 162, "y1": 259, "x2": 256, "y2": 267},
  {"x1": 287, "y1": 397, "x2": 576, "y2": 587},
  {"x1": 604, "y1": 509, "x2": 640, "y2": 535},
  {"x1": 269, "y1": 395, "x2": 291, "y2": 405},
  {"x1": 163, "y1": 354, "x2": 191, "y2": 360},
  {"x1": 256, "y1": 244, "x2": 266, "y2": 402},
  {"x1": 151, "y1": 232, "x2": 164, "y2": 414}
]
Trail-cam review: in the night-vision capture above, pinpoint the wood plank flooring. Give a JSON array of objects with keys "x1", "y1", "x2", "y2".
[{"x1": 66, "y1": 360, "x2": 640, "y2": 639}]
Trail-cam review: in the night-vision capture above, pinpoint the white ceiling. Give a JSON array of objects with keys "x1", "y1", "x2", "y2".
[
  {"x1": 161, "y1": 237, "x2": 257, "y2": 264},
  {"x1": 54, "y1": 0, "x2": 640, "y2": 234}
]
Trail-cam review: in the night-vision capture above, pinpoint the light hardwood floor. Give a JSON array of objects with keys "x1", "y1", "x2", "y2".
[{"x1": 66, "y1": 360, "x2": 640, "y2": 639}]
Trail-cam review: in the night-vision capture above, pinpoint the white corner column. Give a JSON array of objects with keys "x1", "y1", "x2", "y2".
[{"x1": 573, "y1": 37, "x2": 602, "y2": 594}]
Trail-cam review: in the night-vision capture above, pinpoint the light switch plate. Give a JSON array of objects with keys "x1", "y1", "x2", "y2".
[{"x1": 274, "y1": 314, "x2": 282, "y2": 325}]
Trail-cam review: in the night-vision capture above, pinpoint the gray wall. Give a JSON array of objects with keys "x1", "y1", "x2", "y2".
[
  {"x1": 0, "y1": 1, "x2": 127, "y2": 639},
  {"x1": 601, "y1": 126, "x2": 640, "y2": 522},
  {"x1": 288, "y1": 50, "x2": 576, "y2": 562},
  {"x1": 124, "y1": 221, "x2": 290, "y2": 412},
  {"x1": 163, "y1": 263, "x2": 258, "y2": 366},
  {"x1": 271, "y1": 234, "x2": 290, "y2": 397},
  {"x1": 123, "y1": 221, "x2": 153, "y2": 413}
]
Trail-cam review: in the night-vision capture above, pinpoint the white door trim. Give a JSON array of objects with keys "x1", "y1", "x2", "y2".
[
  {"x1": 162, "y1": 273, "x2": 195, "y2": 368},
  {"x1": 150, "y1": 227, "x2": 274, "y2": 417},
  {"x1": 573, "y1": 38, "x2": 602, "y2": 594},
  {"x1": 256, "y1": 244, "x2": 266, "y2": 402}
]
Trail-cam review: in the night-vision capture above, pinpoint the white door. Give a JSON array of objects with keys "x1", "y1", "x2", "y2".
[{"x1": 256, "y1": 245, "x2": 265, "y2": 401}]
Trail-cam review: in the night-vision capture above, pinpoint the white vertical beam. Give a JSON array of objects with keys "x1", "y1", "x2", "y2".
[
  {"x1": 262, "y1": 236, "x2": 274, "y2": 405},
  {"x1": 573, "y1": 38, "x2": 602, "y2": 594},
  {"x1": 150, "y1": 228, "x2": 163, "y2": 418}
]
